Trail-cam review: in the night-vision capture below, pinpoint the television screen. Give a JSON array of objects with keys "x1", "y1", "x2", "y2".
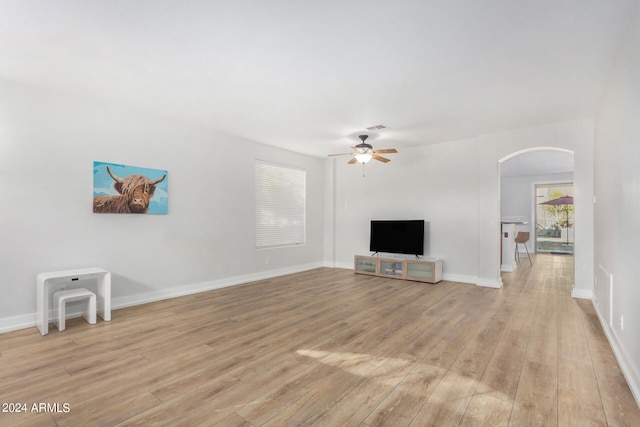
[{"x1": 369, "y1": 220, "x2": 425, "y2": 256}]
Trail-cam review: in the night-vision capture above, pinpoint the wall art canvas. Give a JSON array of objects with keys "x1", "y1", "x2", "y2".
[{"x1": 93, "y1": 161, "x2": 168, "y2": 214}]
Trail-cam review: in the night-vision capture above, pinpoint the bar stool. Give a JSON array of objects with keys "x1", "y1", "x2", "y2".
[
  {"x1": 53, "y1": 288, "x2": 96, "y2": 331},
  {"x1": 514, "y1": 232, "x2": 532, "y2": 265}
]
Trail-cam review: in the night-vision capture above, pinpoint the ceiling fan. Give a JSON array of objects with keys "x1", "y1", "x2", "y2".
[{"x1": 328, "y1": 135, "x2": 398, "y2": 165}]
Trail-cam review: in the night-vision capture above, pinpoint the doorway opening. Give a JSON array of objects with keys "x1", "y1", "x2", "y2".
[
  {"x1": 535, "y1": 182, "x2": 574, "y2": 254},
  {"x1": 499, "y1": 148, "x2": 575, "y2": 278}
]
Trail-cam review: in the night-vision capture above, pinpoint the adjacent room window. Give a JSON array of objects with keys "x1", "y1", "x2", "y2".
[
  {"x1": 535, "y1": 182, "x2": 574, "y2": 254},
  {"x1": 255, "y1": 160, "x2": 306, "y2": 249}
]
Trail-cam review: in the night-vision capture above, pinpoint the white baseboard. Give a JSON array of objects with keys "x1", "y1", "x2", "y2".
[
  {"x1": 442, "y1": 273, "x2": 478, "y2": 285},
  {"x1": 332, "y1": 261, "x2": 354, "y2": 270},
  {"x1": 571, "y1": 287, "x2": 593, "y2": 299},
  {"x1": 501, "y1": 264, "x2": 517, "y2": 272},
  {"x1": 591, "y1": 299, "x2": 640, "y2": 408},
  {"x1": 111, "y1": 262, "x2": 322, "y2": 310},
  {"x1": 0, "y1": 262, "x2": 324, "y2": 335},
  {"x1": 0, "y1": 313, "x2": 37, "y2": 334},
  {"x1": 476, "y1": 277, "x2": 502, "y2": 288}
]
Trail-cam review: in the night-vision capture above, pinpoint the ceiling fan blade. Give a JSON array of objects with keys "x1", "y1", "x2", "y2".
[
  {"x1": 347, "y1": 157, "x2": 358, "y2": 164},
  {"x1": 373, "y1": 154, "x2": 391, "y2": 163},
  {"x1": 328, "y1": 152, "x2": 353, "y2": 157},
  {"x1": 373, "y1": 148, "x2": 398, "y2": 154}
]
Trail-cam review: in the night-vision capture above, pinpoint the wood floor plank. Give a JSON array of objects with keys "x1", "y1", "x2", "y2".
[
  {"x1": 409, "y1": 395, "x2": 474, "y2": 427},
  {"x1": 458, "y1": 392, "x2": 513, "y2": 427},
  {"x1": 557, "y1": 358, "x2": 607, "y2": 426},
  {"x1": 235, "y1": 362, "x2": 336, "y2": 425},
  {"x1": 114, "y1": 373, "x2": 242, "y2": 426},
  {"x1": 0, "y1": 257, "x2": 637, "y2": 426},
  {"x1": 475, "y1": 328, "x2": 530, "y2": 400},
  {"x1": 509, "y1": 360, "x2": 558, "y2": 427},
  {"x1": 307, "y1": 354, "x2": 417, "y2": 426},
  {"x1": 0, "y1": 412, "x2": 57, "y2": 427},
  {"x1": 52, "y1": 391, "x2": 161, "y2": 427},
  {"x1": 258, "y1": 369, "x2": 366, "y2": 427},
  {"x1": 363, "y1": 360, "x2": 446, "y2": 426}
]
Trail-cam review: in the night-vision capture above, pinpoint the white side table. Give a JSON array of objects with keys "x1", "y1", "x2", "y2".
[{"x1": 36, "y1": 267, "x2": 111, "y2": 335}]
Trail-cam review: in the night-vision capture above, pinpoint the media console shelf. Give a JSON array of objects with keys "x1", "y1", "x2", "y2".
[{"x1": 354, "y1": 255, "x2": 443, "y2": 283}]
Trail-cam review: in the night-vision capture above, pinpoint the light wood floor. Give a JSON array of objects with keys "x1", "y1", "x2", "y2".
[{"x1": 1, "y1": 254, "x2": 639, "y2": 426}]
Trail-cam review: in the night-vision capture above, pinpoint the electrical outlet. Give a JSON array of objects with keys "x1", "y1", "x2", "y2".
[
  {"x1": 620, "y1": 315, "x2": 624, "y2": 331},
  {"x1": 265, "y1": 257, "x2": 269, "y2": 266}
]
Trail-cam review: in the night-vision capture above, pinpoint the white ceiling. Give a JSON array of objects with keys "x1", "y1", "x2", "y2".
[
  {"x1": 0, "y1": 0, "x2": 636, "y2": 157},
  {"x1": 501, "y1": 150, "x2": 574, "y2": 177}
]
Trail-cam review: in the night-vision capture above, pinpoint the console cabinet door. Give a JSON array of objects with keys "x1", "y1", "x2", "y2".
[
  {"x1": 378, "y1": 259, "x2": 406, "y2": 279},
  {"x1": 354, "y1": 256, "x2": 377, "y2": 275},
  {"x1": 405, "y1": 260, "x2": 442, "y2": 283}
]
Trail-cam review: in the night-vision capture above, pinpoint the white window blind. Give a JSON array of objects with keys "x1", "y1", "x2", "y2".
[{"x1": 255, "y1": 160, "x2": 306, "y2": 248}]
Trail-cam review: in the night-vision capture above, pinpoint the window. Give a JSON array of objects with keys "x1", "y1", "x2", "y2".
[
  {"x1": 255, "y1": 160, "x2": 306, "y2": 248},
  {"x1": 535, "y1": 182, "x2": 574, "y2": 254}
]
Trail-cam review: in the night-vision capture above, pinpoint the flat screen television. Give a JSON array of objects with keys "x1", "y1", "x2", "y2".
[{"x1": 369, "y1": 220, "x2": 425, "y2": 256}]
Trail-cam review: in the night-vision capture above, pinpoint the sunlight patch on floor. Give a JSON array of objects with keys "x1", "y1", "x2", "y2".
[{"x1": 296, "y1": 349, "x2": 509, "y2": 405}]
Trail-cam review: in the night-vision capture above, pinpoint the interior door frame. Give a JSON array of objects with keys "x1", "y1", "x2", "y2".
[{"x1": 498, "y1": 147, "x2": 575, "y2": 274}]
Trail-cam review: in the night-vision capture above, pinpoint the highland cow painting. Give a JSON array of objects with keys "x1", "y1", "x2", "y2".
[{"x1": 93, "y1": 162, "x2": 168, "y2": 214}]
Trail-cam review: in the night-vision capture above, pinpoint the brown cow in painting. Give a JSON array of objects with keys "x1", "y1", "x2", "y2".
[{"x1": 93, "y1": 167, "x2": 166, "y2": 214}]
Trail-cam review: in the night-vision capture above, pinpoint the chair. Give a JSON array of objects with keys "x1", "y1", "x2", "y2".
[
  {"x1": 53, "y1": 288, "x2": 96, "y2": 331},
  {"x1": 514, "y1": 232, "x2": 532, "y2": 265}
]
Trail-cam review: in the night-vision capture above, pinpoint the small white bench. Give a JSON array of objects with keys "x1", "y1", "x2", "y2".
[{"x1": 53, "y1": 288, "x2": 96, "y2": 332}]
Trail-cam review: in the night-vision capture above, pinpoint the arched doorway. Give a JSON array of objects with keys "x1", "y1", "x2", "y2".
[{"x1": 499, "y1": 148, "x2": 574, "y2": 273}]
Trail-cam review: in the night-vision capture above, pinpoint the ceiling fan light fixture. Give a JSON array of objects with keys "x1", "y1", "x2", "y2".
[
  {"x1": 355, "y1": 153, "x2": 373, "y2": 164},
  {"x1": 327, "y1": 133, "x2": 396, "y2": 169}
]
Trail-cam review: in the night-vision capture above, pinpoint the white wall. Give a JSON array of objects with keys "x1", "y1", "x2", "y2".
[
  {"x1": 331, "y1": 119, "x2": 594, "y2": 290},
  {"x1": 0, "y1": 79, "x2": 326, "y2": 332},
  {"x1": 332, "y1": 137, "x2": 480, "y2": 284},
  {"x1": 593, "y1": 3, "x2": 640, "y2": 404}
]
